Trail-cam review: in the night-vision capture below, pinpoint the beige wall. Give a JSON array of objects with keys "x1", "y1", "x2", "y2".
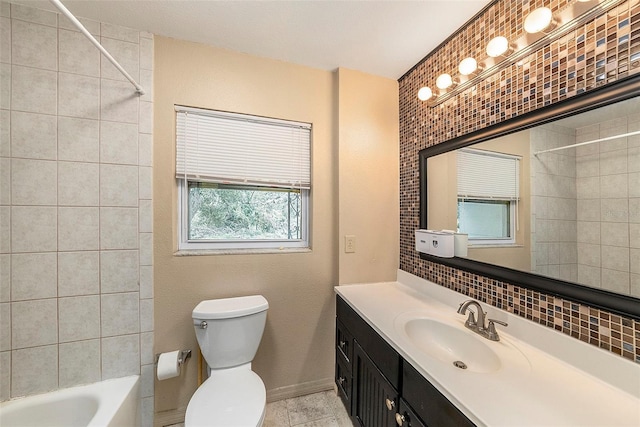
[
  {"x1": 337, "y1": 68, "x2": 399, "y2": 284},
  {"x1": 427, "y1": 131, "x2": 531, "y2": 271},
  {"x1": 153, "y1": 37, "x2": 398, "y2": 424}
]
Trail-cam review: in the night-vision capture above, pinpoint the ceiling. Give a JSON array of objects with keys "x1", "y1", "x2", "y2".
[{"x1": 16, "y1": 0, "x2": 493, "y2": 80}]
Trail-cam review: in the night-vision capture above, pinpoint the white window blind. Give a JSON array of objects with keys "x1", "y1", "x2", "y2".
[
  {"x1": 457, "y1": 148, "x2": 520, "y2": 200},
  {"x1": 176, "y1": 106, "x2": 311, "y2": 189}
]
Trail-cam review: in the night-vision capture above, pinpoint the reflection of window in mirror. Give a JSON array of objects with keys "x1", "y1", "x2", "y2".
[{"x1": 457, "y1": 149, "x2": 521, "y2": 246}]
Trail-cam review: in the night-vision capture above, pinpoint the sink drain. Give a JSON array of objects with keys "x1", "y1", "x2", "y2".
[{"x1": 453, "y1": 360, "x2": 467, "y2": 369}]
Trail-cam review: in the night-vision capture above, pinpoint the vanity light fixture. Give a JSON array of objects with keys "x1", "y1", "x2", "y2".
[
  {"x1": 436, "y1": 73, "x2": 454, "y2": 90},
  {"x1": 486, "y1": 36, "x2": 511, "y2": 58},
  {"x1": 458, "y1": 57, "x2": 480, "y2": 76},
  {"x1": 416, "y1": 0, "x2": 626, "y2": 106},
  {"x1": 417, "y1": 86, "x2": 433, "y2": 101},
  {"x1": 523, "y1": 7, "x2": 556, "y2": 34}
]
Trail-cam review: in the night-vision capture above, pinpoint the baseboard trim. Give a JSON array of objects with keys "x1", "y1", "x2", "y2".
[{"x1": 266, "y1": 377, "x2": 335, "y2": 403}]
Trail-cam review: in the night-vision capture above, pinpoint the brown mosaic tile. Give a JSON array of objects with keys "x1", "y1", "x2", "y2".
[{"x1": 399, "y1": 0, "x2": 640, "y2": 364}]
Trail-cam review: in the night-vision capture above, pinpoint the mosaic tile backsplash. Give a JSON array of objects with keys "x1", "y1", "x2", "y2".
[{"x1": 399, "y1": 0, "x2": 640, "y2": 364}]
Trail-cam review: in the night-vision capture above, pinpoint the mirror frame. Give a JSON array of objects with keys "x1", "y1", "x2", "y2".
[{"x1": 419, "y1": 74, "x2": 640, "y2": 320}]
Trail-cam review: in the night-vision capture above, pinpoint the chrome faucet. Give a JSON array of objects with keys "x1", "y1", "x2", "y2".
[{"x1": 457, "y1": 299, "x2": 508, "y2": 341}]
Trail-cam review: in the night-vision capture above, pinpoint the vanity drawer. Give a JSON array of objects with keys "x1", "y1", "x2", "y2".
[
  {"x1": 397, "y1": 398, "x2": 426, "y2": 427},
  {"x1": 336, "y1": 319, "x2": 353, "y2": 366},
  {"x1": 402, "y1": 361, "x2": 475, "y2": 427},
  {"x1": 335, "y1": 352, "x2": 352, "y2": 414}
]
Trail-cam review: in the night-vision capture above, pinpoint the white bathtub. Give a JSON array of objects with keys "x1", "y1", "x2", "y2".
[{"x1": 0, "y1": 375, "x2": 140, "y2": 427}]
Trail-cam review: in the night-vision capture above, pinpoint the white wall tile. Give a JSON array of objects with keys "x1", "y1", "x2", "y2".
[
  {"x1": 58, "y1": 207, "x2": 99, "y2": 251},
  {"x1": 577, "y1": 199, "x2": 601, "y2": 221},
  {"x1": 101, "y1": 334, "x2": 139, "y2": 380},
  {"x1": 11, "y1": 345, "x2": 57, "y2": 397},
  {"x1": 601, "y1": 269, "x2": 630, "y2": 294},
  {"x1": 0, "y1": 206, "x2": 9, "y2": 253},
  {"x1": 0, "y1": 63, "x2": 10, "y2": 110},
  {"x1": 630, "y1": 198, "x2": 640, "y2": 223},
  {"x1": 139, "y1": 265, "x2": 153, "y2": 299},
  {"x1": 631, "y1": 248, "x2": 640, "y2": 274},
  {"x1": 11, "y1": 111, "x2": 57, "y2": 160},
  {"x1": 58, "y1": 117, "x2": 100, "y2": 162},
  {"x1": 630, "y1": 172, "x2": 640, "y2": 198},
  {"x1": 58, "y1": 295, "x2": 100, "y2": 342},
  {"x1": 0, "y1": 2, "x2": 8, "y2": 17},
  {"x1": 0, "y1": 110, "x2": 9, "y2": 157},
  {"x1": 139, "y1": 101, "x2": 152, "y2": 134},
  {"x1": 1, "y1": 17, "x2": 10, "y2": 64},
  {"x1": 139, "y1": 199, "x2": 152, "y2": 232},
  {"x1": 138, "y1": 133, "x2": 152, "y2": 167},
  {"x1": 139, "y1": 36, "x2": 153, "y2": 70},
  {"x1": 100, "y1": 22, "x2": 138, "y2": 43},
  {"x1": 100, "y1": 164, "x2": 138, "y2": 207},
  {"x1": 139, "y1": 68, "x2": 153, "y2": 103},
  {"x1": 0, "y1": 157, "x2": 9, "y2": 205},
  {"x1": 100, "y1": 121, "x2": 138, "y2": 165},
  {"x1": 140, "y1": 363, "x2": 153, "y2": 398},
  {"x1": 100, "y1": 79, "x2": 138, "y2": 124},
  {"x1": 576, "y1": 153, "x2": 599, "y2": 178},
  {"x1": 100, "y1": 250, "x2": 139, "y2": 293},
  {"x1": 11, "y1": 65, "x2": 56, "y2": 115},
  {"x1": 630, "y1": 274, "x2": 640, "y2": 298},
  {"x1": 59, "y1": 339, "x2": 100, "y2": 388},
  {"x1": 630, "y1": 223, "x2": 640, "y2": 248},
  {"x1": 577, "y1": 243, "x2": 600, "y2": 267},
  {"x1": 101, "y1": 292, "x2": 139, "y2": 337},
  {"x1": 58, "y1": 162, "x2": 99, "y2": 206},
  {"x1": 0, "y1": 254, "x2": 9, "y2": 302},
  {"x1": 11, "y1": 158, "x2": 57, "y2": 206},
  {"x1": 140, "y1": 298, "x2": 152, "y2": 332},
  {"x1": 578, "y1": 264, "x2": 601, "y2": 288},
  {"x1": 11, "y1": 206, "x2": 56, "y2": 253},
  {"x1": 58, "y1": 29, "x2": 100, "y2": 77},
  {"x1": 58, "y1": 73, "x2": 100, "y2": 119},
  {"x1": 601, "y1": 245, "x2": 629, "y2": 272},
  {"x1": 58, "y1": 15, "x2": 99, "y2": 36},
  {"x1": 139, "y1": 166, "x2": 152, "y2": 200},
  {"x1": 141, "y1": 396, "x2": 154, "y2": 427},
  {"x1": 100, "y1": 38, "x2": 139, "y2": 82},
  {"x1": 11, "y1": 253, "x2": 56, "y2": 301},
  {"x1": 100, "y1": 207, "x2": 138, "y2": 249},
  {"x1": 139, "y1": 233, "x2": 152, "y2": 266},
  {"x1": 0, "y1": 351, "x2": 9, "y2": 401},
  {"x1": 600, "y1": 174, "x2": 628, "y2": 199},
  {"x1": 11, "y1": 20, "x2": 57, "y2": 70},
  {"x1": 576, "y1": 176, "x2": 600, "y2": 199},
  {"x1": 601, "y1": 198, "x2": 629, "y2": 223},
  {"x1": 600, "y1": 222, "x2": 629, "y2": 247},
  {"x1": 599, "y1": 149, "x2": 628, "y2": 175},
  {"x1": 10, "y1": 3, "x2": 57, "y2": 26},
  {"x1": 140, "y1": 331, "x2": 153, "y2": 366},
  {"x1": 58, "y1": 251, "x2": 99, "y2": 297},
  {"x1": 11, "y1": 299, "x2": 57, "y2": 348},
  {"x1": 0, "y1": 302, "x2": 9, "y2": 351}
]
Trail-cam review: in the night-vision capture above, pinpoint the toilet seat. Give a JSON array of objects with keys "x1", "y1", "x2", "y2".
[{"x1": 185, "y1": 367, "x2": 266, "y2": 427}]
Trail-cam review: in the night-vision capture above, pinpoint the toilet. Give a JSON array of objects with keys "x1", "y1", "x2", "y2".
[{"x1": 185, "y1": 295, "x2": 269, "y2": 427}]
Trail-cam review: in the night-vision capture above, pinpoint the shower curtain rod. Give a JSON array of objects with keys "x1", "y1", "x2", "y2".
[
  {"x1": 533, "y1": 129, "x2": 640, "y2": 155},
  {"x1": 49, "y1": 0, "x2": 145, "y2": 95}
]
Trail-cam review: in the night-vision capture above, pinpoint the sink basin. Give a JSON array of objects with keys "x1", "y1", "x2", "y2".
[{"x1": 401, "y1": 317, "x2": 502, "y2": 373}]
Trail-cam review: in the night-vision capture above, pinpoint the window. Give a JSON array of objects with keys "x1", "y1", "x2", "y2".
[
  {"x1": 457, "y1": 148, "x2": 520, "y2": 245},
  {"x1": 176, "y1": 106, "x2": 311, "y2": 250}
]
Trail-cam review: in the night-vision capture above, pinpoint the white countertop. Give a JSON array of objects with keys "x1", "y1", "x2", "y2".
[{"x1": 335, "y1": 270, "x2": 640, "y2": 427}]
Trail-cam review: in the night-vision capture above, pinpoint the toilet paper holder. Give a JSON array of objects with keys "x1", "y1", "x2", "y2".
[{"x1": 155, "y1": 349, "x2": 192, "y2": 367}]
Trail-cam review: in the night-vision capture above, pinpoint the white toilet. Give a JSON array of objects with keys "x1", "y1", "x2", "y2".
[{"x1": 185, "y1": 295, "x2": 269, "y2": 427}]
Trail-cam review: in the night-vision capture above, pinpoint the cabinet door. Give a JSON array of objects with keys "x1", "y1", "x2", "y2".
[
  {"x1": 353, "y1": 342, "x2": 398, "y2": 427},
  {"x1": 395, "y1": 399, "x2": 427, "y2": 427}
]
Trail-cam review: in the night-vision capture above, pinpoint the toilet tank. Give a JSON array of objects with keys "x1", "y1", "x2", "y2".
[{"x1": 192, "y1": 295, "x2": 269, "y2": 369}]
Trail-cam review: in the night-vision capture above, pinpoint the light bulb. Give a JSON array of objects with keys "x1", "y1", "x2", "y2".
[
  {"x1": 417, "y1": 87, "x2": 433, "y2": 101},
  {"x1": 524, "y1": 7, "x2": 554, "y2": 34},
  {"x1": 486, "y1": 36, "x2": 510, "y2": 57},
  {"x1": 458, "y1": 57, "x2": 478, "y2": 76},
  {"x1": 436, "y1": 73, "x2": 453, "y2": 90}
]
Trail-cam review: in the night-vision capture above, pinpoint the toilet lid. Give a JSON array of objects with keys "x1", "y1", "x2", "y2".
[{"x1": 185, "y1": 368, "x2": 266, "y2": 427}]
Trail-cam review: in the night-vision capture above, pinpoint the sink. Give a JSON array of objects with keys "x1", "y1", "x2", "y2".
[{"x1": 400, "y1": 317, "x2": 502, "y2": 373}]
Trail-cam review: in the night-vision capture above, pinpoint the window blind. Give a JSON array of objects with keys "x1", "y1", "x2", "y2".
[
  {"x1": 176, "y1": 106, "x2": 311, "y2": 189},
  {"x1": 457, "y1": 148, "x2": 520, "y2": 200}
]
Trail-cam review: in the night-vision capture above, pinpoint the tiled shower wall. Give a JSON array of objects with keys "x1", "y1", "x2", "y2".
[
  {"x1": 0, "y1": 2, "x2": 154, "y2": 423},
  {"x1": 530, "y1": 123, "x2": 578, "y2": 282},
  {"x1": 399, "y1": 0, "x2": 640, "y2": 363}
]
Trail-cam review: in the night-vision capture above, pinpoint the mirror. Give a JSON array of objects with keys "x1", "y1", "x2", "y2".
[{"x1": 420, "y1": 75, "x2": 640, "y2": 319}]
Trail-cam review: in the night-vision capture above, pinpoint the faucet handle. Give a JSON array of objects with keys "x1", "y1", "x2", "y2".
[
  {"x1": 487, "y1": 319, "x2": 508, "y2": 341},
  {"x1": 465, "y1": 311, "x2": 477, "y2": 328}
]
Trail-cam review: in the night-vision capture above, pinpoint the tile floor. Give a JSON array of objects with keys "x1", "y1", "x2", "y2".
[{"x1": 166, "y1": 389, "x2": 353, "y2": 427}]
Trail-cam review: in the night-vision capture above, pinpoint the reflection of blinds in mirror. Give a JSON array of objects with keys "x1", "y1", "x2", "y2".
[{"x1": 457, "y1": 149, "x2": 520, "y2": 200}]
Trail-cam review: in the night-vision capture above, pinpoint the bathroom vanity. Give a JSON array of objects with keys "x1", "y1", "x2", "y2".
[{"x1": 334, "y1": 271, "x2": 640, "y2": 427}]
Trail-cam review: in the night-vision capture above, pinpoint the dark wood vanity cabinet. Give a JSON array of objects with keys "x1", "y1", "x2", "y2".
[{"x1": 336, "y1": 295, "x2": 475, "y2": 427}]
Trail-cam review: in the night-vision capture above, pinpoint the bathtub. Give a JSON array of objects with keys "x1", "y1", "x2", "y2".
[{"x1": 0, "y1": 375, "x2": 140, "y2": 427}]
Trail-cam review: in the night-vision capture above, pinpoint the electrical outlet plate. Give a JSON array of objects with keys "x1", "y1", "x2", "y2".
[{"x1": 345, "y1": 235, "x2": 355, "y2": 253}]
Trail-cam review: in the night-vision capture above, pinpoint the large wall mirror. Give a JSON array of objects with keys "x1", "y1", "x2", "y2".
[{"x1": 419, "y1": 75, "x2": 640, "y2": 319}]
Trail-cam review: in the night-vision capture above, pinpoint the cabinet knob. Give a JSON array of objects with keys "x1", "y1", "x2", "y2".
[
  {"x1": 339, "y1": 340, "x2": 346, "y2": 348},
  {"x1": 395, "y1": 413, "x2": 406, "y2": 426},
  {"x1": 338, "y1": 376, "x2": 345, "y2": 385},
  {"x1": 385, "y1": 398, "x2": 395, "y2": 411}
]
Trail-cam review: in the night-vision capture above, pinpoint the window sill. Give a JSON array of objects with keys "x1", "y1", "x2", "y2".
[
  {"x1": 468, "y1": 244, "x2": 523, "y2": 249},
  {"x1": 174, "y1": 247, "x2": 312, "y2": 256}
]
